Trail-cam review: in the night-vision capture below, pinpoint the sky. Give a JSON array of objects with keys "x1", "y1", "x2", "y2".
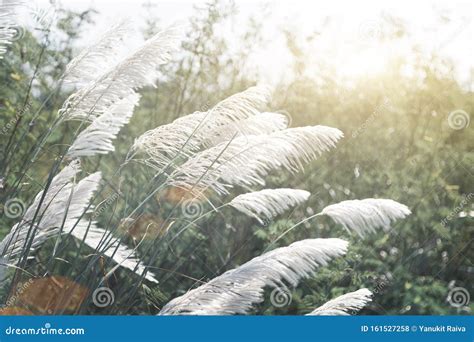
[{"x1": 29, "y1": 0, "x2": 473, "y2": 88}]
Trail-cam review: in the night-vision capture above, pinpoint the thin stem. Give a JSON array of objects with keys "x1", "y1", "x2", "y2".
[
  {"x1": 167, "y1": 203, "x2": 227, "y2": 244},
  {"x1": 264, "y1": 212, "x2": 324, "y2": 252}
]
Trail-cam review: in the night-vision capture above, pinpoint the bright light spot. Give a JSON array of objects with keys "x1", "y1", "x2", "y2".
[{"x1": 335, "y1": 47, "x2": 390, "y2": 78}]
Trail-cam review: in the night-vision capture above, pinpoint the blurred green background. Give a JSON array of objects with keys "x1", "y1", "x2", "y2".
[{"x1": 0, "y1": 0, "x2": 472, "y2": 315}]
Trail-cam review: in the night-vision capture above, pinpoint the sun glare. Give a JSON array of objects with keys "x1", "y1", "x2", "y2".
[{"x1": 336, "y1": 46, "x2": 390, "y2": 78}]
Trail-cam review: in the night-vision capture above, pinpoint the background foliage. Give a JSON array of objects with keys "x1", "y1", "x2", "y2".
[{"x1": 0, "y1": 0, "x2": 472, "y2": 315}]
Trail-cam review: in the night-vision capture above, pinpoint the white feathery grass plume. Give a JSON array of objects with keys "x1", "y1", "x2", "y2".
[
  {"x1": 30, "y1": 169, "x2": 157, "y2": 283},
  {"x1": 67, "y1": 92, "x2": 140, "y2": 158},
  {"x1": 200, "y1": 85, "x2": 272, "y2": 128},
  {"x1": 320, "y1": 198, "x2": 411, "y2": 237},
  {"x1": 133, "y1": 86, "x2": 272, "y2": 169},
  {"x1": 62, "y1": 19, "x2": 133, "y2": 87},
  {"x1": 0, "y1": 160, "x2": 90, "y2": 259},
  {"x1": 159, "y1": 238, "x2": 348, "y2": 315},
  {"x1": 0, "y1": 1, "x2": 24, "y2": 58},
  {"x1": 204, "y1": 112, "x2": 289, "y2": 147},
  {"x1": 70, "y1": 225, "x2": 158, "y2": 283},
  {"x1": 59, "y1": 26, "x2": 181, "y2": 121},
  {"x1": 132, "y1": 110, "x2": 207, "y2": 169},
  {"x1": 50, "y1": 172, "x2": 158, "y2": 283},
  {"x1": 168, "y1": 125, "x2": 343, "y2": 195},
  {"x1": 39, "y1": 170, "x2": 158, "y2": 283},
  {"x1": 229, "y1": 188, "x2": 310, "y2": 224},
  {"x1": 307, "y1": 288, "x2": 373, "y2": 316},
  {"x1": 0, "y1": 162, "x2": 157, "y2": 283}
]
